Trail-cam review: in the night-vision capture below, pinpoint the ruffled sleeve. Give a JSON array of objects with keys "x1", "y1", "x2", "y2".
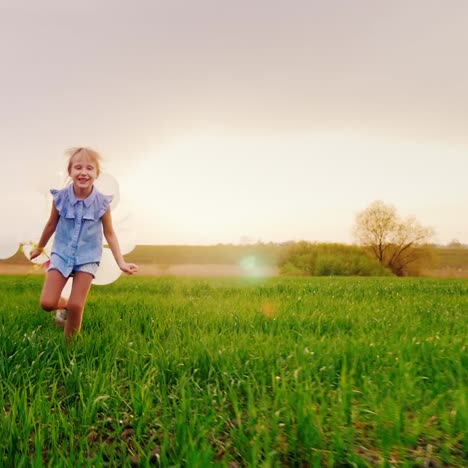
[
  {"x1": 50, "y1": 188, "x2": 67, "y2": 215},
  {"x1": 96, "y1": 193, "x2": 114, "y2": 219}
]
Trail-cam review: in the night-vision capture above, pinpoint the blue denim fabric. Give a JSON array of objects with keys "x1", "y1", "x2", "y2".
[
  {"x1": 50, "y1": 184, "x2": 113, "y2": 275},
  {"x1": 48, "y1": 253, "x2": 99, "y2": 278}
]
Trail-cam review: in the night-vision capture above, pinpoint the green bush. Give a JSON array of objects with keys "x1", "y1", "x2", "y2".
[{"x1": 279, "y1": 242, "x2": 392, "y2": 276}]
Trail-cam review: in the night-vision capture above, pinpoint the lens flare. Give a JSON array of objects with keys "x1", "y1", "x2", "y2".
[
  {"x1": 261, "y1": 301, "x2": 277, "y2": 319},
  {"x1": 239, "y1": 255, "x2": 274, "y2": 278}
]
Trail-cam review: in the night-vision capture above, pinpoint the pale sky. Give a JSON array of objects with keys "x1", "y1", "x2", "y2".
[{"x1": 1, "y1": 0, "x2": 467, "y2": 246}]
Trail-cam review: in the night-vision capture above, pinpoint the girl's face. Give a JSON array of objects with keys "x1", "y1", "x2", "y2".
[{"x1": 69, "y1": 154, "x2": 98, "y2": 192}]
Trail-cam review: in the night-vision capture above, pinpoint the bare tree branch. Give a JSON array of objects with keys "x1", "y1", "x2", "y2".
[{"x1": 353, "y1": 200, "x2": 434, "y2": 276}]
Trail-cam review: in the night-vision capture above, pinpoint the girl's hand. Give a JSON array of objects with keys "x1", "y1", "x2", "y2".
[
  {"x1": 30, "y1": 248, "x2": 43, "y2": 260},
  {"x1": 119, "y1": 262, "x2": 139, "y2": 275}
]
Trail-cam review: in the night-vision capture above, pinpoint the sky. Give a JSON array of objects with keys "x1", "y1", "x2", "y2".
[{"x1": 1, "y1": 0, "x2": 467, "y2": 246}]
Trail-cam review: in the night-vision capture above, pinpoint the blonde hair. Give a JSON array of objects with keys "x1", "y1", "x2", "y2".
[{"x1": 66, "y1": 147, "x2": 103, "y2": 176}]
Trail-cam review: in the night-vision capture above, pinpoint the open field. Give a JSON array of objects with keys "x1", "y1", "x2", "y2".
[
  {"x1": 1, "y1": 275, "x2": 467, "y2": 466},
  {"x1": 424, "y1": 248, "x2": 468, "y2": 278},
  {"x1": 2, "y1": 244, "x2": 467, "y2": 277},
  {"x1": 0, "y1": 263, "x2": 278, "y2": 278}
]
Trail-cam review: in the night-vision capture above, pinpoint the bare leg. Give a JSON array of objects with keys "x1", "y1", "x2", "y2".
[
  {"x1": 64, "y1": 272, "x2": 94, "y2": 340},
  {"x1": 40, "y1": 270, "x2": 69, "y2": 311}
]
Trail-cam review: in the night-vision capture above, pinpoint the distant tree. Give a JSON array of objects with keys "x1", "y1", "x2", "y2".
[
  {"x1": 279, "y1": 241, "x2": 390, "y2": 276},
  {"x1": 353, "y1": 200, "x2": 434, "y2": 276},
  {"x1": 448, "y1": 239, "x2": 464, "y2": 248}
]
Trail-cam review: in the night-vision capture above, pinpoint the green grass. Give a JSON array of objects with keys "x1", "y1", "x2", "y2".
[{"x1": 0, "y1": 275, "x2": 467, "y2": 466}]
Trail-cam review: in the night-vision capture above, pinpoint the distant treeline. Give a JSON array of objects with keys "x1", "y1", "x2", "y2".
[
  {"x1": 278, "y1": 242, "x2": 391, "y2": 276},
  {"x1": 126, "y1": 244, "x2": 466, "y2": 264},
  {"x1": 2, "y1": 243, "x2": 467, "y2": 277},
  {"x1": 126, "y1": 244, "x2": 468, "y2": 277},
  {"x1": 125, "y1": 244, "x2": 286, "y2": 266}
]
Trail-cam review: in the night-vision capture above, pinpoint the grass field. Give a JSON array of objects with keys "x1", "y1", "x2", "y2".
[{"x1": 0, "y1": 275, "x2": 466, "y2": 466}]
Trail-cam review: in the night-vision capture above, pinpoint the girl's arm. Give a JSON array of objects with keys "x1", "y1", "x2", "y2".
[
  {"x1": 30, "y1": 204, "x2": 60, "y2": 260},
  {"x1": 102, "y1": 209, "x2": 138, "y2": 274}
]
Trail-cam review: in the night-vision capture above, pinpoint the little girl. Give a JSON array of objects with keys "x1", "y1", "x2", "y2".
[{"x1": 30, "y1": 147, "x2": 138, "y2": 340}]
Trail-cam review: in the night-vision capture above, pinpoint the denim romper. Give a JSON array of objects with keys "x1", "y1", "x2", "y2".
[{"x1": 49, "y1": 184, "x2": 113, "y2": 278}]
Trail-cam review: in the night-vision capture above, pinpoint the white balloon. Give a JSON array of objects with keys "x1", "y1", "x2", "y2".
[
  {"x1": 17, "y1": 190, "x2": 51, "y2": 244},
  {"x1": 0, "y1": 236, "x2": 19, "y2": 259},
  {"x1": 61, "y1": 278, "x2": 73, "y2": 300},
  {"x1": 110, "y1": 199, "x2": 129, "y2": 221},
  {"x1": 95, "y1": 173, "x2": 120, "y2": 210},
  {"x1": 31, "y1": 169, "x2": 64, "y2": 196},
  {"x1": 0, "y1": 192, "x2": 21, "y2": 259},
  {"x1": 93, "y1": 248, "x2": 121, "y2": 285},
  {"x1": 109, "y1": 201, "x2": 136, "y2": 254},
  {"x1": 115, "y1": 228, "x2": 137, "y2": 255}
]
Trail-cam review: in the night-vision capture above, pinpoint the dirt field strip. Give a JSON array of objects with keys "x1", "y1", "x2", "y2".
[{"x1": 0, "y1": 263, "x2": 279, "y2": 277}]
